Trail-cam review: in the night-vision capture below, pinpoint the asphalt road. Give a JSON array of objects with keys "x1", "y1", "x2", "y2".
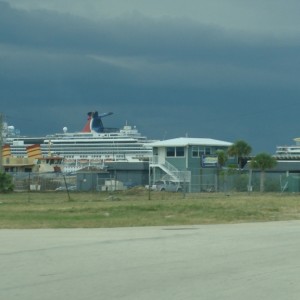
[{"x1": 1, "y1": 221, "x2": 300, "y2": 300}]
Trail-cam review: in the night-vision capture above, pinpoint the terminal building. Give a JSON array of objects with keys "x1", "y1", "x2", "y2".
[{"x1": 149, "y1": 137, "x2": 233, "y2": 192}]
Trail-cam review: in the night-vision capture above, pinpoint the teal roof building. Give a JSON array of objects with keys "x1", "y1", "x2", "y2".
[{"x1": 149, "y1": 137, "x2": 233, "y2": 192}]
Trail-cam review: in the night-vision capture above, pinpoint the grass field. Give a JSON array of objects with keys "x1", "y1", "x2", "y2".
[{"x1": 0, "y1": 189, "x2": 300, "y2": 228}]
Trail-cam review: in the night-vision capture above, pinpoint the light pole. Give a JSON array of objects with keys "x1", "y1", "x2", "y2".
[
  {"x1": 0, "y1": 113, "x2": 3, "y2": 173},
  {"x1": 148, "y1": 159, "x2": 151, "y2": 200}
]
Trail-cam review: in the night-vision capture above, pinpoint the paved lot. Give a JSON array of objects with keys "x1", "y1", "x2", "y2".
[{"x1": 1, "y1": 221, "x2": 300, "y2": 300}]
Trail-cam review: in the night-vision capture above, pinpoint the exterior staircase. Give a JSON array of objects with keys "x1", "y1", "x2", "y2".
[{"x1": 150, "y1": 156, "x2": 191, "y2": 183}]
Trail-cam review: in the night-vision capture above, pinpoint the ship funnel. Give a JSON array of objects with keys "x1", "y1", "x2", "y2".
[
  {"x1": 82, "y1": 111, "x2": 113, "y2": 133},
  {"x1": 2, "y1": 144, "x2": 11, "y2": 157},
  {"x1": 26, "y1": 144, "x2": 42, "y2": 158}
]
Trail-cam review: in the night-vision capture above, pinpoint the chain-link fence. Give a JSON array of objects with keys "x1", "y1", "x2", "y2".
[
  {"x1": 9, "y1": 172, "x2": 140, "y2": 192},
  {"x1": 10, "y1": 172, "x2": 76, "y2": 192},
  {"x1": 7, "y1": 171, "x2": 300, "y2": 193},
  {"x1": 189, "y1": 171, "x2": 299, "y2": 193}
]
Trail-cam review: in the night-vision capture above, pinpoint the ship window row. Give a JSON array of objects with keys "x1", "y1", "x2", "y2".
[
  {"x1": 47, "y1": 145, "x2": 145, "y2": 150},
  {"x1": 63, "y1": 150, "x2": 150, "y2": 156},
  {"x1": 66, "y1": 155, "x2": 122, "y2": 159},
  {"x1": 63, "y1": 153, "x2": 150, "y2": 159},
  {"x1": 56, "y1": 148, "x2": 150, "y2": 153},
  {"x1": 64, "y1": 155, "x2": 132, "y2": 159},
  {"x1": 49, "y1": 148, "x2": 149, "y2": 153},
  {"x1": 49, "y1": 140, "x2": 140, "y2": 145}
]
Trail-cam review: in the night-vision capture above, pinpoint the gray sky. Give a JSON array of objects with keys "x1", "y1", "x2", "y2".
[{"x1": 1, "y1": 0, "x2": 300, "y2": 153}]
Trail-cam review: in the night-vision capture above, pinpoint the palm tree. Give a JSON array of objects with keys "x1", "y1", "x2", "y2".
[
  {"x1": 250, "y1": 153, "x2": 277, "y2": 192},
  {"x1": 216, "y1": 149, "x2": 228, "y2": 168},
  {"x1": 228, "y1": 140, "x2": 252, "y2": 170}
]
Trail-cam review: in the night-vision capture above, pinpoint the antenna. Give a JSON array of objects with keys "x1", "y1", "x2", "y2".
[{"x1": 163, "y1": 131, "x2": 167, "y2": 140}]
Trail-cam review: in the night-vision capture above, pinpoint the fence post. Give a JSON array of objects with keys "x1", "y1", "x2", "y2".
[
  {"x1": 63, "y1": 175, "x2": 71, "y2": 201},
  {"x1": 148, "y1": 163, "x2": 151, "y2": 200}
]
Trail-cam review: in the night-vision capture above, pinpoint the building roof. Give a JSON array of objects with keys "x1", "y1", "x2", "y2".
[{"x1": 149, "y1": 137, "x2": 232, "y2": 148}]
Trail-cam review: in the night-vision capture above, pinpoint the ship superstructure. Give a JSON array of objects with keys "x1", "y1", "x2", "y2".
[{"x1": 274, "y1": 137, "x2": 300, "y2": 159}]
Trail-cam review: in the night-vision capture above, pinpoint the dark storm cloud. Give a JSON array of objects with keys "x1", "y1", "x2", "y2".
[
  {"x1": 1, "y1": 0, "x2": 300, "y2": 88},
  {"x1": 1, "y1": 1, "x2": 298, "y2": 65},
  {"x1": 1, "y1": 1, "x2": 300, "y2": 152}
]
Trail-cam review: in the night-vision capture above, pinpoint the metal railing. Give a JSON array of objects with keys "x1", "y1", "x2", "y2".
[{"x1": 150, "y1": 155, "x2": 191, "y2": 183}]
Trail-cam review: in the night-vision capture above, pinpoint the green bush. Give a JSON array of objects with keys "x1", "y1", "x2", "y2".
[
  {"x1": 0, "y1": 172, "x2": 14, "y2": 193},
  {"x1": 264, "y1": 179, "x2": 280, "y2": 192},
  {"x1": 233, "y1": 174, "x2": 248, "y2": 192}
]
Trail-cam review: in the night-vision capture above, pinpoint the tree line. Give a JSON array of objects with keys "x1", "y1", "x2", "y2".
[{"x1": 217, "y1": 140, "x2": 277, "y2": 192}]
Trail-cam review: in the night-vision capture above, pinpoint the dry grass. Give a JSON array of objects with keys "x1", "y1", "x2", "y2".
[{"x1": 0, "y1": 189, "x2": 300, "y2": 228}]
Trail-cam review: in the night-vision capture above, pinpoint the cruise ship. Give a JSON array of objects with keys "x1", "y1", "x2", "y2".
[
  {"x1": 274, "y1": 137, "x2": 300, "y2": 159},
  {"x1": 3, "y1": 111, "x2": 157, "y2": 173}
]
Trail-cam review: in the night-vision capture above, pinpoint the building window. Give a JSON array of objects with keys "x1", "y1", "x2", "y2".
[
  {"x1": 167, "y1": 147, "x2": 175, "y2": 157},
  {"x1": 166, "y1": 147, "x2": 185, "y2": 157},
  {"x1": 192, "y1": 146, "x2": 212, "y2": 157},
  {"x1": 199, "y1": 147, "x2": 205, "y2": 155},
  {"x1": 176, "y1": 147, "x2": 184, "y2": 157},
  {"x1": 205, "y1": 147, "x2": 211, "y2": 155},
  {"x1": 192, "y1": 146, "x2": 198, "y2": 157}
]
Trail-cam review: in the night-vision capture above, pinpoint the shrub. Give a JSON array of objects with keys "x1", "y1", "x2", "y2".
[
  {"x1": 264, "y1": 179, "x2": 280, "y2": 192},
  {"x1": 0, "y1": 172, "x2": 14, "y2": 193},
  {"x1": 233, "y1": 174, "x2": 248, "y2": 192}
]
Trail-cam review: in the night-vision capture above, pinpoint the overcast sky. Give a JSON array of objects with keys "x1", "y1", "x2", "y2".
[{"x1": 1, "y1": 0, "x2": 300, "y2": 153}]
